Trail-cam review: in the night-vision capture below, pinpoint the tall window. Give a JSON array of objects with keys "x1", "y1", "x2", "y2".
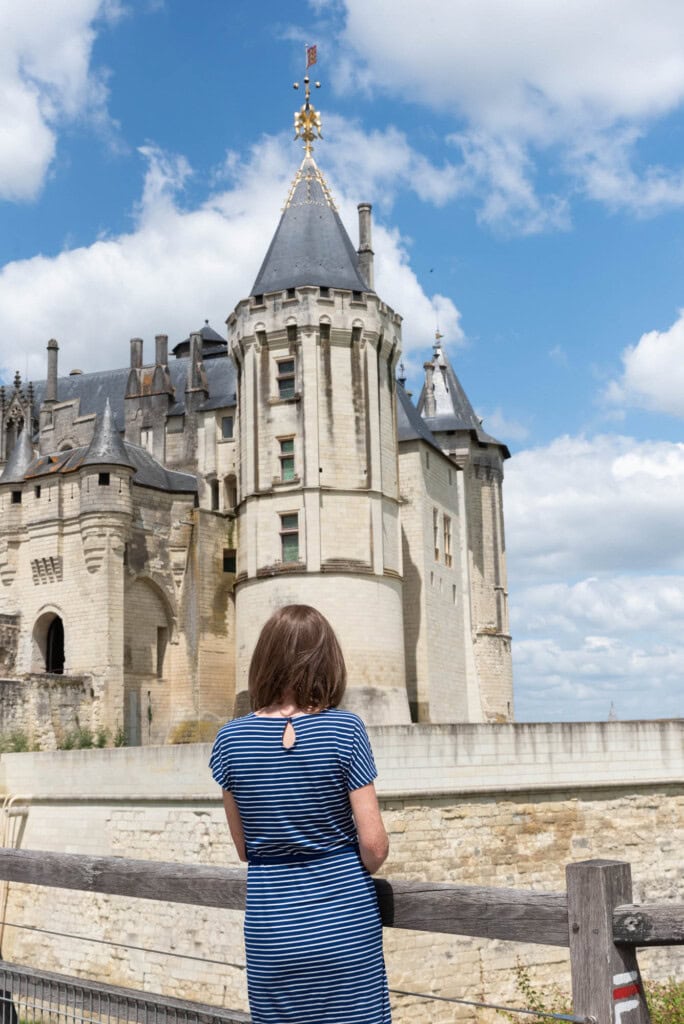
[
  {"x1": 280, "y1": 512, "x2": 299, "y2": 562},
  {"x1": 279, "y1": 437, "x2": 295, "y2": 481},
  {"x1": 444, "y1": 515, "x2": 452, "y2": 567},
  {"x1": 433, "y1": 508, "x2": 439, "y2": 561},
  {"x1": 277, "y1": 358, "x2": 296, "y2": 399},
  {"x1": 221, "y1": 415, "x2": 234, "y2": 439}
]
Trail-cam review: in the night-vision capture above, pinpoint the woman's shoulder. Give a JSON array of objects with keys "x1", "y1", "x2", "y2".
[
  {"x1": 320, "y1": 708, "x2": 369, "y2": 733},
  {"x1": 212, "y1": 713, "x2": 255, "y2": 743}
]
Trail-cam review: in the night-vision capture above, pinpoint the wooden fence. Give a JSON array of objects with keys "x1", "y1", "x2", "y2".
[{"x1": 0, "y1": 849, "x2": 681, "y2": 1024}]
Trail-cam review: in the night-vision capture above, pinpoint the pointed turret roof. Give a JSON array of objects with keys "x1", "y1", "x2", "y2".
[
  {"x1": 251, "y1": 156, "x2": 370, "y2": 296},
  {"x1": 82, "y1": 399, "x2": 134, "y2": 468},
  {"x1": 0, "y1": 425, "x2": 34, "y2": 483},
  {"x1": 418, "y1": 343, "x2": 510, "y2": 457}
]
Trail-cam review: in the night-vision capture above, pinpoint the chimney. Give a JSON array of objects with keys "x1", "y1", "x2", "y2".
[
  {"x1": 357, "y1": 203, "x2": 374, "y2": 290},
  {"x1": 130, "y1": 337, "x2": 143, "y2": 369},
  {"x1": 423, "y1": 361, "x2": 436, "y2": 417},
  {"x1": 155, "y1": 334, "x2": 168, "y2": 367},
  {"x1": 46, "y1": 339, "x2": 59, "y2": 404},
  {"x1": 187, "y1": 332, "x2": 208, "y2": 395}
]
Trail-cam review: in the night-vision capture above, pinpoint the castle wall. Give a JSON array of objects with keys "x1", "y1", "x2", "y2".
[
  {"x1": 399, "y1": 442, "x2": 481, "y2": 723},
  {"x1": 0, "y1": 720, "x2": 680, "y2": 1024}
]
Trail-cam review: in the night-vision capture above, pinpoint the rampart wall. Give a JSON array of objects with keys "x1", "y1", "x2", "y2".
[{"x1": 0, "y1": 720, "x2": 681, "y2": 1023}]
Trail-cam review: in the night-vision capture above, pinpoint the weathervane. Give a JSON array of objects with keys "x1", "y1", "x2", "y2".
[{"x1": 293, "y1": 44, "x2": 322, "y2": 156}]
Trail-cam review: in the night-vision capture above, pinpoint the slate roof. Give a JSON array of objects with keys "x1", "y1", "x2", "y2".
[
  {"x1": 172, "y1": 321, "x2": 228, "y2": 358},
  {"x1": 30, "y1": 353, "x2": 237, "y2": 433},
  {"x1": 251, "y1": 156, "x2": 371, "y2": 295},
  {"x1": 396, "y1": 384, "x2": 443, "y2": 454},
  {"x1": 21, "y1": 442, "x2": 197, "y2": 493},
  {"x1": 82, "y1": 399, "x2": 133, "y2": 468},
  {"x1": 417, "y1": 345, "x2": 510, "y2": 457},
  {"x1": 0, "y1": 426, "x2": 34, "y2": 483}
]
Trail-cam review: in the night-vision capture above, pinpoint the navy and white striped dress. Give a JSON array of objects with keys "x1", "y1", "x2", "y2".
[{"x1": 209, "y1": 708, "x2": 391, "y2": 1024}]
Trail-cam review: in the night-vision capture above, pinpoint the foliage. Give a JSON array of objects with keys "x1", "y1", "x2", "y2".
[
  {"x1": 500, "y1": 960, "x2": 684, "y2": 1024},
  {"x1": 646, "y1": 977, "x2": 684, "y2": 1024},
  {"x1": 169, "y1": 719, "x2": 217, "y2": 744},
  {"x1": 0, "y1": 729, "x2": 33, "y2": 753},
  {"x1": 113, "y1": 724, "x2": 127, "y2": 747}
]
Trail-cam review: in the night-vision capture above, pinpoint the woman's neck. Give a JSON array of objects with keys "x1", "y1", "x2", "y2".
[{"x1": 254, "y1": 697, "x2": 319, "y2": 718}]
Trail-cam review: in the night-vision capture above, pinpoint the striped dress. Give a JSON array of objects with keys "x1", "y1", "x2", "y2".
[{"x1": 209, "y1": 708, "x2": 391, "y2": 1024}]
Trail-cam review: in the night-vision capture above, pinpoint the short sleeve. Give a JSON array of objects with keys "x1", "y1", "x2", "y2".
[
  {"x1": 344, "y1": 717, "x2": 378, "y2": 792},
  {"x1": 209, "y1": 728, "x2": 232, "y2": 791}
]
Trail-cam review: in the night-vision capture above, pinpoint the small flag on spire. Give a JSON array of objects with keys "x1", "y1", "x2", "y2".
[{"x1": 306, "y1": 44, "x2": 317, "y2": 68}]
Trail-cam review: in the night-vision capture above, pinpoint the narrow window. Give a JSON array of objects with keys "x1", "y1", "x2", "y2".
[
  {"x1": 286, "y1": 288, "x2": 296, "y2": 299},
  {"x1": 352, "y1": 291, "x2": 363, "y2": 301},
  {"x1": 448, "y1": 468, "x2": 453, "y2": 485},
  {"x1": 280, "y1": 512, "x2": 299, "y2": 562},
  {"x1": 277, "y1": 358, "x2": 296, "y2": 399},
  {"x1": 225, "y1": 475, "x2": 237, "y2": 509},
  {"x1": 221, "y1": 415, "x2": 234, "y2": 439},
  {"x1": 140, "y1": 428, "x2": 153, "y2": 453},
  {"x1": 210, "y1": 480, "x2": 220, "y2": 511},
  {"x1": 98, "y1": 472, "x2": 110, "y2": 486},
  {"x1": 156, "y1": 627, "x2": 168, "y2": 679},
  {"x1": 253, "y1": 294, "x2": 264, "y2": 305},
  {"x1": 11, "y1": 491, "x2": 21, "y2": 505},
  {"x1": 425, "y1": 450, "x2": 430, "y2": 469},
  {"x1": 34, "y1": 485, "x2": 41, "y2": 499},
  {"x1": 279, "y1": 437, "x2": 295, "y2": 481},
  {"x1": 351, "y1": 325, "x2": 362, "y2": 345},
  {"x1": 319, "y1": 322, "x2": 331, "y2": 343},
  {"x1": 444, "y1": 515, "x2": 452, "y2": 567},
  {"x1": 223, "y1": 548, "x2": 236, "y2": 573},
  {"x1": 319, "y1": 286, "x2": 330, "y2": 298},
  {"x1": 433, "y1": 508, "x2": 439, "y2": 561}
]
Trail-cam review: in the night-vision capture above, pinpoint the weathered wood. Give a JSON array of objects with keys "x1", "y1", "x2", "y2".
[
  {"x1": 567, "y1": 860, "x2": 651, "y2": 1024},
  {"x1": 0, "y1": 849, "x2": 570, "y2": 944},
  {"x1": 374, "y1": 878, "x2": 570, "y2": 946},
  {"x1": 0, "y1": 849, "x2": 247, "y2": 911},
  {"x1": 613, "y1": 903, "x2": 684, "y2": 946}
]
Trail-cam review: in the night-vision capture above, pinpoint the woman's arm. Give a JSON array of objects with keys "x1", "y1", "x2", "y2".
[
  {"x1": 349, "y1": 782, "x2": 389, "y2": 874},
  {"x1": 222, "y1": 790, "x2": 248, "y2": 863}
]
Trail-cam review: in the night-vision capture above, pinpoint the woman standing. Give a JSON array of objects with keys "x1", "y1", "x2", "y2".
[{"x1": 210, "y1": 604, "x2": 391, "y2": 1024}]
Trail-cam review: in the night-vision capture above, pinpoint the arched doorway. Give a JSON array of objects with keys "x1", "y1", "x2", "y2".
[
  {"x1": 46, "y1": 617, "x2": 64, "y2": 674},
  {"x1": 33, "y1": 612, "x2": 66, "y2": 674}
]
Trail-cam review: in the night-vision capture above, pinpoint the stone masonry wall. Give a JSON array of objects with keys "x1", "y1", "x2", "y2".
[{"x1": 0, "y1": 721, "x2": 681, "y2": 1023}]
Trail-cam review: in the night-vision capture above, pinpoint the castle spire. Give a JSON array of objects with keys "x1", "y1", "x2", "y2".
[{"x1": 293, "y1": 74, "x2": 322, "y2": 157}]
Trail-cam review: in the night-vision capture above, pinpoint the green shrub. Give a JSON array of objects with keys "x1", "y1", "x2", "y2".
[
  {"x1": 502, "y1": 960, "x2": 684, "y2": 1024},
  {"x1": 0, "y1": 730, "x2": 32, "y2": 754},
  {"x1": 168, "y1": 719, "x2": 217, "y2": 744},
  {"x1": 59, "y1": 726, "x2": 96, "y2": 750}
]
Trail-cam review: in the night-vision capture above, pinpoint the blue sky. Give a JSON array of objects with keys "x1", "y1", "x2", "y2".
[{"x1": 1, "y1": 0, "x2": 684, "y2": 721}]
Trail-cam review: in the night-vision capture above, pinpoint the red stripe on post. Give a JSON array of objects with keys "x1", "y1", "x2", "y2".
[{"x1": 613, "y1": 983, "x2": 640, "y2": 1000}]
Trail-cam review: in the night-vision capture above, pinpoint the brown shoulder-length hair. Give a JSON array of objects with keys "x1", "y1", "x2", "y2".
[{"x1": 248, "y1": 604, "x2": 347, "y2": 711}]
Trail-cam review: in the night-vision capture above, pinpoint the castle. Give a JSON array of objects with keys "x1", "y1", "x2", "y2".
[{"x1": 0, "y1": 80, "x2": 512, "y2": 745}]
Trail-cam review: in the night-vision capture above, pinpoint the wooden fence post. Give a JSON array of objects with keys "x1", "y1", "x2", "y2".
[{"x1": 566, "y1": 860, "x2": 651, "y2": 1024}]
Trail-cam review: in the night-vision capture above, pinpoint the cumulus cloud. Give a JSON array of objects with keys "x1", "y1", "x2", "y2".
[
  {"x1": 0, "y1": 0, "x2": 120, "y2": 201},
  {"x1": 323, "y1": 0, "x2": 684, "y2": 228},
  {"x1": 606, "y1": 310, "x2": 684, "y2": 418},
  {"x1": 505, "y1": 433, "x2": 684, "y2": 720},
  {"x1": 0, "y1": 128, "x2": 460, "y2": 382}
]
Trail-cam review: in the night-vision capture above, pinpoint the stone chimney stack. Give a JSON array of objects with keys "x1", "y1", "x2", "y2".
[
  {"x1": 130, "y1": 337, "x2": 143, "y2": 369},
  {"x1": 46, "y1": 339, "x2": 59, "y2": 404},
  {"x1": 155, "y1": 334, "x2": 168, "y2": 367},
  {"x1": 423, "y1": 361, "x2": 436, "y2": 417},
  {"x1": 357, "y1": 203, "x2": 374, "y2": 290}
]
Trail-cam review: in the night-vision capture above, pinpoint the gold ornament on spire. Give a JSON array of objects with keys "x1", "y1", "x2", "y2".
[{"x1": 293, "y1": 75, "x2": 322, "y2": 156}]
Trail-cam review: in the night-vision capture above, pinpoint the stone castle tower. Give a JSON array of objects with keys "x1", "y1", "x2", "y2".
[{"x1": 0, "y1": 79, "x2": 512, "y2": 745}]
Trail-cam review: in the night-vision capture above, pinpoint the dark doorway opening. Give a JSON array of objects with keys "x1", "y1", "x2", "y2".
[{"x1": 46, "y1": 617, "x2": 64, "y2": 674}]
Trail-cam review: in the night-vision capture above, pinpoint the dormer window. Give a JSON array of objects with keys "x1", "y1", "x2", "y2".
[
  {"x1": 11, "y1": 491, "x2": 21, "y2": 505},
  {"x1": 98, "y1": 473, "x2": 110, "y2": 486}
]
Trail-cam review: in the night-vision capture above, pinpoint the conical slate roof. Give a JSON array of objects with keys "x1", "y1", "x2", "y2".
[
  {"x1": 82, "y1": 399, "x2": 134, "y2": 468},
  {"x1": 0, "y1": 425, "x2": 34, "y2": 483},
  {"x1": 251, "y1": 156, "x2": 370, "y2": 296},
  {"x1": 418, "y1": 344, "x2": 510, "y2": 457}
]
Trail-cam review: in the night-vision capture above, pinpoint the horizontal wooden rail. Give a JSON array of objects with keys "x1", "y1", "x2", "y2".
[
  {"x1": 0, "y1": 848, "x2": 568, "y2": 946},
  {"x1": 613, "y1": 903, "x2": 684, "y2": 946}
]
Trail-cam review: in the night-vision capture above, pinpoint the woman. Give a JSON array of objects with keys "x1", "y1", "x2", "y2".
[{"x1": 210, "y1": 604, "x2": 391, "y2": 1024}]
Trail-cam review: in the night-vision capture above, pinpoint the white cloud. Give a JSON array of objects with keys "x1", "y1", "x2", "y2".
[
  {"x1": 505, "y1": 433, "x2": 684, "y2": 720},
  {"x1": 606, "y1": 310, "x2": 684, "y2": 418},
  {"x1": 505, "y1": 434, "x2": 684, "y2": 581},
  {"x1": 478, "y1": 407, "x2": 529, "y2": 443},
  {"x1": 0, "y1": 0, "x2": 119, "y2": 201},
  {"x1": 0, "y1": 128, "x2": 460, "y2": 382},
  {"x1": 326, "y1": 0, "x2": 684, "y2": 228}
]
